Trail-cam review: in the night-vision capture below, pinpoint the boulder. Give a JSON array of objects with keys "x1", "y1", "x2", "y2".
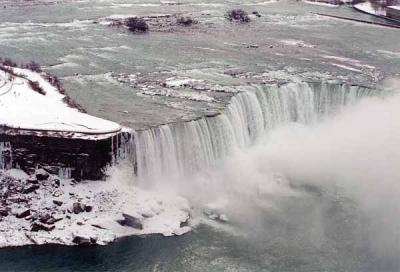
[
  {"x1": 125, "y1": 18, "x2": 149, "y2": 33},
  {"x1": 218, "y1": 214, "x2": 229, "y2": 223},
  {"x1": 226, "y1": 9, "x2": 250, "y2": 23},
  {"x1": 117, "y1": 213, "x2": 143, "y2": 229},
  {"x1": 16, "y1": 209, "x2": 30, "y2": 218},
  {"x1": 177, "y1": 16, "x2": 195, "y2": 26},
  {"x1": 53, "y1": 179, "x2": 60, "y2": 187},
  {"x1": 0, "y1": 209, "x2": 8, "y2": 217},
  {"x1": 39, "y1": 213, "x2": 51, "y2": 223},
  {"x1": 72, "y1": 235, "x2": 96, "y2": 246},
  {"x1": 53, "y1": 200, "x2": 63, "y2": 206},
  {"x1": 41, "y1": 166, "x2": 59, "y2": 175},
  {"x1": 35, "y1": 169, "x2": 49, "y2": 181},
  {"x1": 39, "y1": 213, "x2": 56, "y2": 224},
  {"x1": 31, "y1": 222, "x2": 55, "y2": 232},
  {"x1": 72, "y1": 202, "x2": 85, "y2": 214},
  {"x1": 23, "y1": 184, "x2": 39, "y2": 194},
  {"x1": 26, "y1": 176, "x2": 38, "y2": 184}
]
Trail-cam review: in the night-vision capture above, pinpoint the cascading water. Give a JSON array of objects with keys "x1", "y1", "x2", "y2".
[
  {"x1": 127, "y1": 80, "x2": 400, "y2": 265},
  {"x1": 132, "y1": 81, "x2": 378, "y2": 186},
  {"x1": 0, "y1": 142, "x2": 12, "y2": 170}
]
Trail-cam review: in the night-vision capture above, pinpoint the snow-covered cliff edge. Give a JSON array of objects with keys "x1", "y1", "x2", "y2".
[{"x1": 0, "y1": 64, "x2": 192, "y2": 248}]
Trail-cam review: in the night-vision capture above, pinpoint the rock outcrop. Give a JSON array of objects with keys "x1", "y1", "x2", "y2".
[
  {"x1": 0, "y1": 130, "x2": 131, "y2": 180},
  {"x1": 0, "y1": 169, "x2": 192, "y2": 248},
  {"x1": 0, "y1": 63, "x2": 132, "y2": 180}
]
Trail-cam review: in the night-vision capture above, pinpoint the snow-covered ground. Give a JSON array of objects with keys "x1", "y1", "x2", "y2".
[
  {"x1": 0, "y1": 166, "x2": 191, "y2": 248},
  {"x1": 0, "y1": 67, "x2": 121, "y2": 139}
]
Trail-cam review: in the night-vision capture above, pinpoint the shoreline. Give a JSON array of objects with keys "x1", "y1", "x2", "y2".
[
  {"x1": 0, "y1": 64, "x2": 191, "y2": 249},
  {"x1": 0, "y1": 168, "x2": 191, "y2": 249}
]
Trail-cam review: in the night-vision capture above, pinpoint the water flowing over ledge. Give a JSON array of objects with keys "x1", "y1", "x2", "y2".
[
  {"x1": 0, "y1": 80, "x2": 382, "y2": 182},
  {"x1": 0, "y1": 79, "x2": 385, "y2": 249},
  {"x1": 130, "y1": 81, "x2": 381, "y2": 185}
]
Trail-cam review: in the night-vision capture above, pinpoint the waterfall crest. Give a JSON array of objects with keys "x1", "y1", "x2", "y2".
[{"x1": 132, "y1": 82, "x2": 378, "y2": 186}]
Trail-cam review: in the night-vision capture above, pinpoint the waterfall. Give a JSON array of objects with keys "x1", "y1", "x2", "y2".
[
  {"x1": 58, "y1": 167, "x2": 73, "y2": 179},
  {"x1": 0, "y1": 142, "x2": 12, "y2": 170},
  {"x1": 131, "y1": 82, "x2": 378, "y2": 186},
  {"x1": 0, "y1": 81, "x2": 378, "y2": 182}
]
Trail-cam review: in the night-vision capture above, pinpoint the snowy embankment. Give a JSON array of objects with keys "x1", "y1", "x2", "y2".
[
  {"x1": 0, "y1": 66, "x2": 121, "y2": 139},
  {"x1": 0, "y1": 168, "x2": 191, "y2": 248},
  {"x1": 0, "y1": 66, "x2": 192, "y2": 247}
]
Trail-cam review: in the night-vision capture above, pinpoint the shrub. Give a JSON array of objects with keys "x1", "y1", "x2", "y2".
[
  {"x1": 0, "y1": 65, "x2": 17, "y2": 77},
  {"x1": 2, "y1": 58, "x2": 17, "y2": 67},
  {"x1": 28, "y1": 80, "x2": 46, "y2": 95},
  {"x1": 177, "y1": 16, "x2": 195, "y2": 26},
  {"x1": 24, "y1": 61, "x2": 42, "y2": 73},
  {"x1": 125, "y1": 18, "x2": 149, "y2": 33},
  {"x1": 226, "y1": 9, "x2": 250, "y2": 23},
  {"x1": 62, "y1": 96, "x2": 87, "y2": 113},
  {"x1": 43, "y1": 73, "x2": 62, "y2": 90}
]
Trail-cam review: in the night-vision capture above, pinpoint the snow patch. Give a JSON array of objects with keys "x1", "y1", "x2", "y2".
[
  {"x1": 279, "y1": 39, "x2": 316, "y2": 48},
  {"x1": 0, "y1": 67, "x2": 121, "y2": 138},
  {"x1": 329, "y1": 63, "x2": 362, "y2": 72}
]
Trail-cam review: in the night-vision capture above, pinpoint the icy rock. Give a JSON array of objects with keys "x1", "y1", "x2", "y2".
[
  {"x1": 23, "y1": 184, "x2": 40, "y2": 194},
  {"x1": 117, "y1": 213, "x2": 143, "y2": 229},
  {"x1": 141, "y1": 212, "x2": 153, "y2": 218},
  {"x1": 173, "y1": 226, "x2": 191, "y2": 236},
  {"x1": 53, "y1": 200, "x2": 63, "y2": 206},
  {"x1": 84, "y1": 205, "x2": 93, "y2": 212},
  {"x1": 31, "y1": 223, "x2": 55, "y2": 232},
  {"x1": 177, "y1": 16, "x2": 195, "y2": 26},
  {"x1": 53, "y1": 179, "x2": 60, "y2": 187},
  {"x1": 0, "y1": 209, "x2": 9, "y2": 217},
  {"x1": 72, "y1": 203, "x2": 85, "y2": 214},
  {"x1": 35, "y1": 169, "x2": 49, "y2": 181},
  {"x1": 41, "y1": 166, "x2": 59, "y2": 175},
  {"x1": 203, "y1": 207, "x2": 229, "y2": 223},
  {"x1": 26, "y1": 176, "x2": 38, "y2": 184},
  {"x1": 72, "y1": 235, "x2": 96, "y2": 246},
  {"x1": 16, "y1": 209, "x2": 30, "y2": 218},
  {"x1": 218, "y1": 214, "x2": 229, "y2": 223},
  {"x1": 39, "y1": 213, "x2": 56, "y2": 225}
]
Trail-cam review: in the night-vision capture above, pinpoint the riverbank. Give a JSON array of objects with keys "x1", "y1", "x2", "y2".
[
  {"x1": 0, "y1": 64, "x2": 191, "y2": 248},
  {"x1": 0, "y1": 167, "x2": 191, "y2": 248}
]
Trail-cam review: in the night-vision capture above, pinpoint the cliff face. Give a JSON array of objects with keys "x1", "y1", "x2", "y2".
[
  {"x1": 0, "y1": 64, "x2": 132, "y2": 180},
  {"x1": 0, "y1": 63, "x2": 192, "y2": 249},
  {"x1": 0, "y1": 131, "x2": 131, "y2": 180}
]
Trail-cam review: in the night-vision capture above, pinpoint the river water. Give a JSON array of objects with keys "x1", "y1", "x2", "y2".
[{"x1": 1, "y1": 0, "x2": 400, "y2": 271}]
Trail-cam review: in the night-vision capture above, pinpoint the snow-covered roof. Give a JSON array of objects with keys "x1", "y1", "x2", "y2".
[{"x1": 0, "y1": 67, "x2": 121, "y2": 139}]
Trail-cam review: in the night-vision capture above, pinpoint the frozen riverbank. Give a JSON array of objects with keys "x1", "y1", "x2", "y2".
[
  {"x1": 0, "y1": 168, "x2": 191, "y2": 248},
  {"x1": 0, "y1": 64, "x2": 191, "y2": 248}
]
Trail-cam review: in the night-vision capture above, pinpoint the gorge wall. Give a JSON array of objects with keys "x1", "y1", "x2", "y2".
[{"x1": 0, "y1": 130, "x2": 131, "y2": 180}]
